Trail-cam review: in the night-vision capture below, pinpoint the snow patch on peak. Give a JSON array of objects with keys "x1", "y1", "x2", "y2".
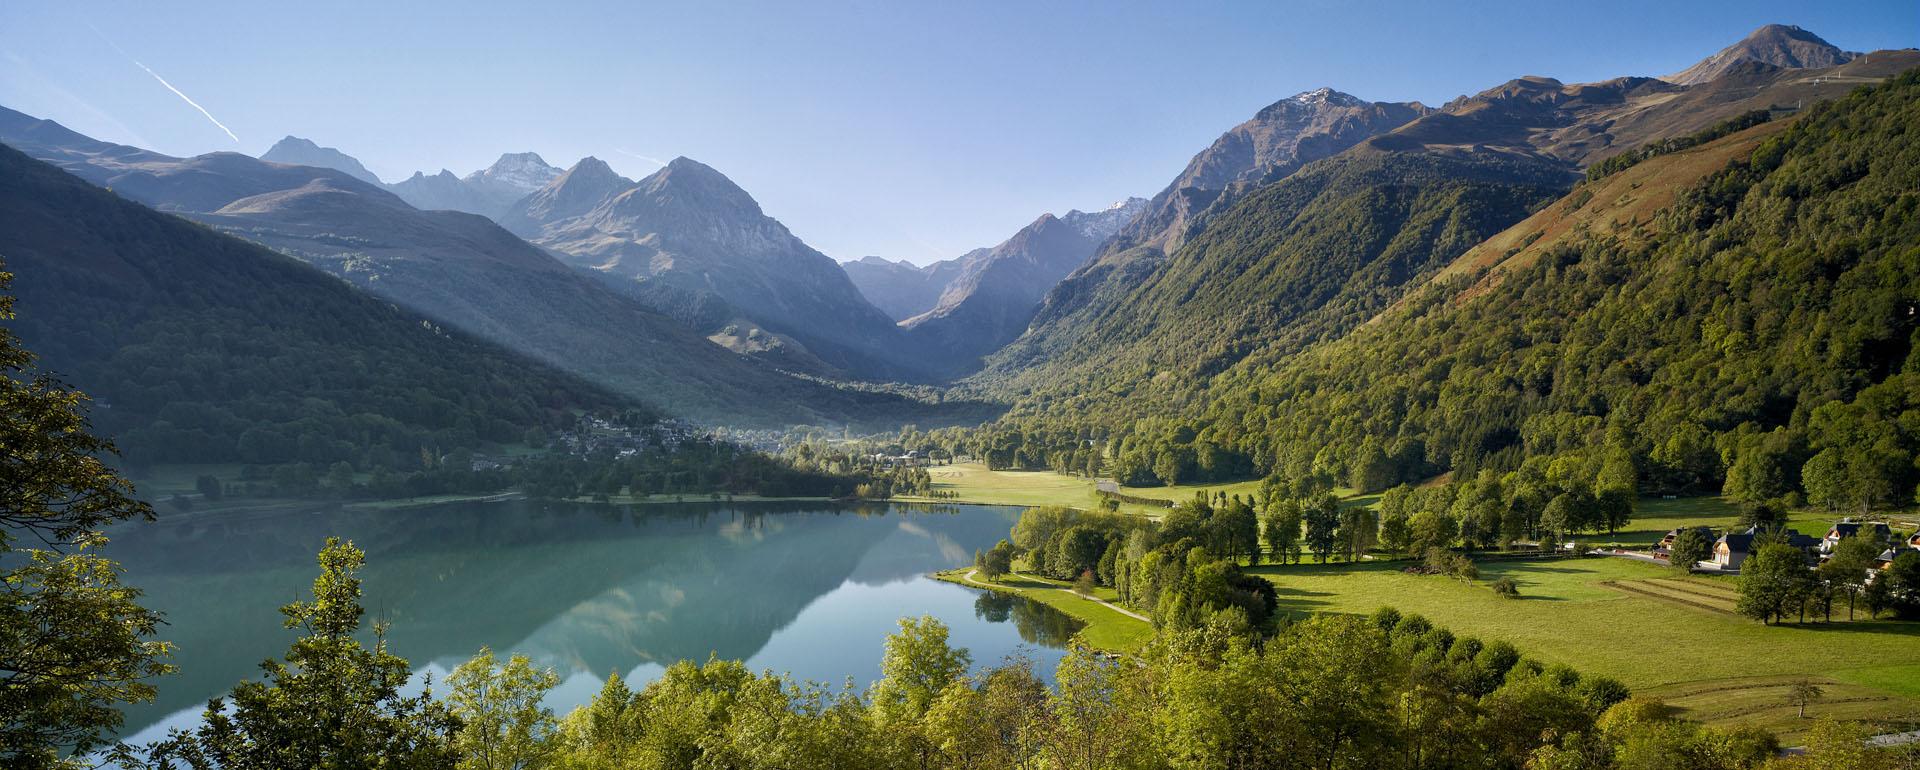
[
  {"x1": 1288, "y1": 87, "x2": 1361, "y2": 107},
  {"x1": 1063, "y1": 196, "x2": 1147, "y2": 241},
  {"x1": 468, "y1": 151, "x2": 561, "y2": 193}
]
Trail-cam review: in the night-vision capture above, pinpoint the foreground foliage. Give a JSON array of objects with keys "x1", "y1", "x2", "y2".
[{"x1": 0, "y1": 267, "x2": 171, "y2": 769}]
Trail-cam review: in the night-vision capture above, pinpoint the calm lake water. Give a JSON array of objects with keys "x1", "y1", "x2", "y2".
[{"x1": 102, "y1": 499, "x2": 1078, "y2": 744}]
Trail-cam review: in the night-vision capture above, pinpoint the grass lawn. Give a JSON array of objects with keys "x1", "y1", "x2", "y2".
[
  {"x1": 910, "y1": 463, "x2": 1289, "y2": 518},
  {"x1": 1247, "y1": 555, "x2": 1920, "y2": 741},
  {"x1": 1119, "y1": 477, "x2": 1267, "y2": 506},
  {"x1": 933, "y1": 569, "x2": 1155, "y2": 651},
  {"x1": 906, "y1": 464, "x2": 1107, "y2": 510}
]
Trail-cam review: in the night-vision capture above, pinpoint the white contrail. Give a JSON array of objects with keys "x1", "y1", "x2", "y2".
[
  {"x1": 131, "y1": 59, "x2": 239, "y2": 143},
  {"x1": 615, "y1": 148, "x2": 667, "y2": 166},
  {"x1": 84, "y1": 19, "x2": 239, "y2": 144}
]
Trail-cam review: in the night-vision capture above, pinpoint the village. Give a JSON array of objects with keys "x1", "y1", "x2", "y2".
[{"x1": 1650, "y1": 516, "x2": 1920, "y2": 577}]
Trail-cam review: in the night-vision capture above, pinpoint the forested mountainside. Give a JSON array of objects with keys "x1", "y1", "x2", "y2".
[
  {"x1": 963, "y1": 38, "x2": 1919, "y2": 438},
  {"x1": 975, "y1": 147, "x2": 1571, "y2": 419},
  {"x1": 964, "y1": 70, "x2": 1920, "y2": 511},
  {"x1": 0, "y1": 108, "x2": 977, "y2": 429},
  {"x1": 0, "y1": 144, "x2": 624, "y2": 467}
]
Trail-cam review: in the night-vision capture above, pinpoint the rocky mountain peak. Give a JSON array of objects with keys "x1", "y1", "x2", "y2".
[
  {"x1": 468, "y1": 151, "x2": 560, "y2": 192},
  {"x1": 1062, "y1": 197, "x2": 1147, "y2": 241},
  {"x1": 260, "y1": 135, "x2": 382, "y2": 186},
  {"x1": 1666, "y1": 24, "x2": 1857, "y2": 85},
  {"x1": 638, "y1": 156, "x2": 760, "y2": 214}
]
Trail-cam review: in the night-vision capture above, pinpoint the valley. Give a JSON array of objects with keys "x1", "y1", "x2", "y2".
[{"x1": 3, "y1": 10, "x2": 1919, "y2": 769}]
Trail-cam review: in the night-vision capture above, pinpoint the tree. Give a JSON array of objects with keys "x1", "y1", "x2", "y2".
[
  {"x1": 1217, "y1": 498, "x2": 1261, "y2": 565},
  {"x1": 1787, "y1": 678, "x2": 1824, "y2": 719},
  {"x1": 445, "y1": 647, "x2": 561, "y2": 770},
  {"x1": 1885, "y1": 551, "x2": 1920, "y2": 619},
  {"x1": 1379, "y1": 512, "x2": 1412, "y2": 557},
  {"x1": 1261, "y1": 500, "x2": 1301, "y2": 565},
  {"x1": 145, "y1": 538, "x2": 460, "y2": 768},
  {"x1": 1820, "y1": 536, "x2": 1878, "y2": 620},
  {"x1": 1407, "y1": 510, "x2": 1458, "y2": 556},
  {"x1": 1303, "y1": 496, "x2": 1341, "y2": 563},
  {"x1": 1594, "y1": 488, "x2": 1633, "y2": 535},
  {"x1": 871, "y1": 616, "x2": 971, "y2": 722},
  {"x1": 976, "y1": 539, "x2": 1015, "y2": 580},
  {"x1": 553, "y1": 672, "x2": 641, "y2": 768},
  {"x1": 1862, "y1": 568, "x2": 1893, "y2": 619},
  {"x1": 1736, "y1": 544, "x2": 1810, "y2": 625},
  {"x1": 1668, "y1": 528, "x2": 1713, "y2": 573},
  {"x1": 0, "y1": 266, "x2": 172, "y2": 768}
]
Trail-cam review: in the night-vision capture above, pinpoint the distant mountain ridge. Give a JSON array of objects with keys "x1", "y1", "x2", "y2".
[
  {"x1": 388, "y1": 151, "x2": 562, "y2": 218},
  {"x1": 0, "y1": 106, "x2": 982, "y2": 427},
  {"x1": 841, "y1": 255, "x2": 968, "y2": 321},
  {"x1": 900, "y1": 198, "x2": 1146, "y2": 377},
  {"x1": 260, "y1": 136, "x2": 384, "y2": 185},
  {"x1": 0, "y1": 141, "x2": 626, "y2": 465}
]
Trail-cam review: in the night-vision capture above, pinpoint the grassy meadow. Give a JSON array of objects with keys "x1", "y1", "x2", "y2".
[{"x1": 1248, "y1": 554, "x2": 1920, "y2": 742}]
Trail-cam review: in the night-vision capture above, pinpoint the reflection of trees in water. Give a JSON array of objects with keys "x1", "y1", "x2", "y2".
[
  {"x1": 107, "y1": 500, "x2": 1026, "y2": 734},
  {"x1": 972, "y1": 591, "x2": 1082, "y2": 647}
]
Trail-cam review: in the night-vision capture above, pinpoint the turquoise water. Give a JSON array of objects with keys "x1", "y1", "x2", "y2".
[{"x1": 102, "y1": 499, "x2": 1077, "y2": 744}]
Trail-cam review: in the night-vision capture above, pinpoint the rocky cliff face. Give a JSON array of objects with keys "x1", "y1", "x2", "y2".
[
  {"x1": 1102, "y1": 89, "x2": 1430, "y2": 261},
  {"x1": 505, "y1": 156, "x2": 933, "y2": 381}
]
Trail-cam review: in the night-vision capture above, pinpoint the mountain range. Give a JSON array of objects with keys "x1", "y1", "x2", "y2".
[
  {"x1": 500, "y1": 155, "x2": 935, "y2": 381},
  {"x1": 1, "y1": 22, "x2": 1912, "y2": 460},
  {"x1": 968, "y1": 26, "x2": 1920, "y2": 419},
  {"x1": 0, "y1": 107, "x2": 987, "y2": 429},
  {"x1": 0, "y1": 140, "x2": 624, "y2": 466}
]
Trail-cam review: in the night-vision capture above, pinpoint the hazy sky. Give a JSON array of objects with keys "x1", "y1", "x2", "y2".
[{"x1": 2, "y1": 1, "x2": 1914, "y2": 263}]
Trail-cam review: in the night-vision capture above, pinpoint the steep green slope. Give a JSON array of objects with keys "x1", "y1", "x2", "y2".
[
  {"x1": 0, "y1": 144, "x2": 624, "y2": 468},
  {"x1": 973, "y1": 148, "x2": 1570, "y2": 422},
  {"x1": 1195, "y1": 71, "x2": 1920, "y2": 503}
]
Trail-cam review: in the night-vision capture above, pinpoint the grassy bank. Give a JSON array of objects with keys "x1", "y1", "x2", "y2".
[{"x1": 933, "y1": 569, "x2": 1154, "y2": 652}]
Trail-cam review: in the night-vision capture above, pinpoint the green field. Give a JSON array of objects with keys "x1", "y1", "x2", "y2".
[
  {"x1": 908, "y1": 463, "x2": 1286, "y2": 517},
  {"x1": 1248, "y1": 555, "x2": 1920, "y2": 741}
]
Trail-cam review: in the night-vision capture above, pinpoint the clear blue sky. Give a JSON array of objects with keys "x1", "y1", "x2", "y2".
[{"x1": 2, "y1": 1, "x2": 1914, "y2": 264}]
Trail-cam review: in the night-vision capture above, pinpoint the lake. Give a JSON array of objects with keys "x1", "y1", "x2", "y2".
[{"x1": 101, "y1": 499, "x2": 1078, "y2": 744}]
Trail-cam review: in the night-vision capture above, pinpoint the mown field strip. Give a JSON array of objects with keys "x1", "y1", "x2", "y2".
[
  {"x1": 1601, "y1": 579, "x2": 1737, "y2": 615},
  {"x1": 1641, "y1": 577, "x2": 1741, "y2": 604}
]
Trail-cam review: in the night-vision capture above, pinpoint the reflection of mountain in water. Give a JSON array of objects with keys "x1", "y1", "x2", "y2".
[{"x1": 102, "y1": 500, "x2": 1032, "y2": 733}]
